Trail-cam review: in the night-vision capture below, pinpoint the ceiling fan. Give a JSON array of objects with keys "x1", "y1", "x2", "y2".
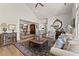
[
  {"x1": 64, "y1": 3, "x2": 67, "y2": 6},
  {"x1": 35, "y1": 3, "x2": 44, "y2": 8}
]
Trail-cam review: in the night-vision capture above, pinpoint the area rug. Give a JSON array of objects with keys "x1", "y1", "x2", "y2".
[
  {"x1": 14, "y1": 42, "x2": 51, "y2": 56},
  {"x1": 14, "y1": 43, "x2": 33, "y2": 56}
]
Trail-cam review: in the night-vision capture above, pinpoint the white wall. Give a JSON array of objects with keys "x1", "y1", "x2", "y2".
[
  {"x1": 0, "y1": 3, "x2": 39, "y2": 41},
  {"x1": 37, "y1": 14, "x2": 73, "y2": 36},
  {"x1": 0, "y1": 3, "x2": 74, "y2": 41},
  {"x1": 0, "y1": 3, "x2": 39, "y2": 31},
  {"x1": 39, "y1": 14, "x2": 73, "y2": 32}
]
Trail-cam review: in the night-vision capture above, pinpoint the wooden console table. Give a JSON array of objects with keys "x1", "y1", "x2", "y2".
[{"x1": 0, "y1": 32, "x2": 17, "y2": 46}]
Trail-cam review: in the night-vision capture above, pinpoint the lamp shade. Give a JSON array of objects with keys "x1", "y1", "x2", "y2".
[
  {"x1": 0, "y1": 23, "x2": 7, "y2": 29},
  {"x1": 8, "y1": 24, "x2": 16, "y2": 30}
]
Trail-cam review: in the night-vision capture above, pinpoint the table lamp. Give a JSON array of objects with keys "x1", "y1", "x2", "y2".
[
  {"x1": 8, "y1": 24, "x2": 16, "y2": 33},
  {"x1": 0, "y1": 23, "x2": 7, "y2": 33}
]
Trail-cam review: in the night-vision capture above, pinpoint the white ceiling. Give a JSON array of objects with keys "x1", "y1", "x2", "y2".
[{"x1": 26, "y1": 3, "x2": 74, "y2": 18}]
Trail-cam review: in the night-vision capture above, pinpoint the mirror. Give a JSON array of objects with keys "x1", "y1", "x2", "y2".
[{"x1": 53, "y1": 19, "x2": 62, "y2": 30}]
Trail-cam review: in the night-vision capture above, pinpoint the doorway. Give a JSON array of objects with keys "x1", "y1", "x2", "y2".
[{"x1": 30, "y1": 24, "x2": 36, "y2": 34}]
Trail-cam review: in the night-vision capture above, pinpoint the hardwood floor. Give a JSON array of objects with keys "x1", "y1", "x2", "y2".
[{"x1": 0, "y1": 45, "x2": 23, "y2": 56}]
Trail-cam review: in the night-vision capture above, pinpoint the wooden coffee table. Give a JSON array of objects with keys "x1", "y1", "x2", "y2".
[{"x1": 29, "y1": 37, "x2": 48, "y2": 49}]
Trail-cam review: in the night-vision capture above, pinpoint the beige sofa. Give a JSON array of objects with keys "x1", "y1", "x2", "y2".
[
  {"x1": 50, "y1": 40, "x2": 79, "y2": 56},
  {"x1": 50, "y1": 47, "x2": 78, "y2": 56}
]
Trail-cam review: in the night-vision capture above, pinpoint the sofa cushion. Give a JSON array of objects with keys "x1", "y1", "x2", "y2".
[
  {"x1": 55, "y1": 38, "x2": 64, "y2": 49},
  {"x1": 55, "y1": 33, "x2": 66, "y2": 49}
]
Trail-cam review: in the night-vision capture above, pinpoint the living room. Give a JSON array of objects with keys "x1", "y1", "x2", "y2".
[{"x1": 0, "y1": 3, "x2": 79, "y2": 56}]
